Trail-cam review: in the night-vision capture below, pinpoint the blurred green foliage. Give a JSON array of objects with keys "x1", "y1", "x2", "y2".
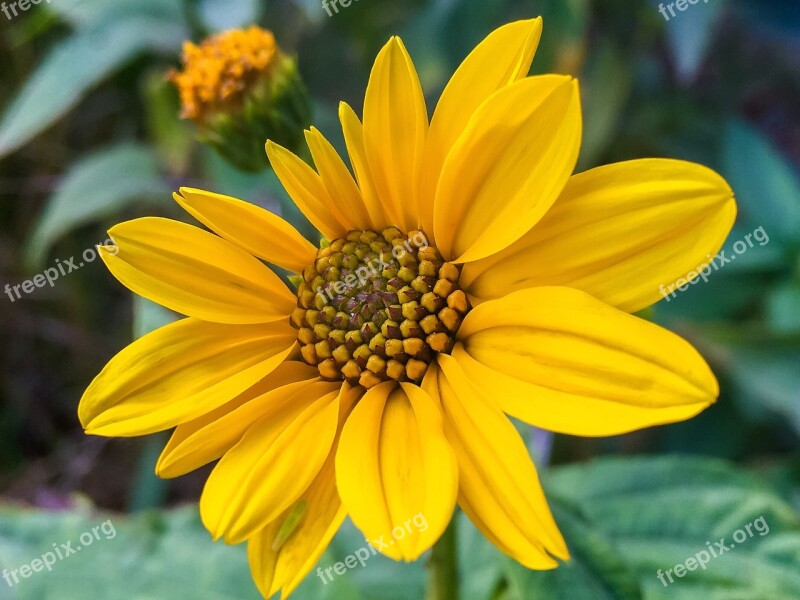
[
  {"x1": 1, "y1": 457, "x2": 798, "y2": 599},
  {"x1": 1, "y1": 0, "x2": 799, "y2": 598}
]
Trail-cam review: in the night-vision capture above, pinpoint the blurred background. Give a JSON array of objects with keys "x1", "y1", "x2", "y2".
[{"x1": 1, "y1": 0, "x2": 799, "y2": 598}]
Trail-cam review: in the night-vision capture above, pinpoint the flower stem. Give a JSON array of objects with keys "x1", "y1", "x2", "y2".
[{"x1": 426, "y1": 517, "x2": 459, "y2": 600}]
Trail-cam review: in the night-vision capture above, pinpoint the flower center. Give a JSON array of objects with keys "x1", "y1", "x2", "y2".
[{"x1": 290, "y1": 228, "x2": 470, "y2": 388}]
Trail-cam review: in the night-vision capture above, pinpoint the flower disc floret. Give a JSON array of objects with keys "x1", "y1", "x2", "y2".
[{"x1": 290, "y1": 227, "x2": 470, "y2": 387}]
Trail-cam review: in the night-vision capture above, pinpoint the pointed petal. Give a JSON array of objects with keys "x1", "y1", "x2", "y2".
[
  {"x1": 200, "y1": 388, "x2": 341, "y2": 544},
  {"x1": 80, "y1": 319, "x2": 296, "y2": 437},
  {"x1": 433, "y1": 76, "x2": 581, "y2": 263},
  {"x1": 336, "y1": 382, "x2": 458, "y2": 561},
  {"x1": 460, "y1": 159, "x2": 737, "y2": 312},
  {"x1": 456, "y1": 287, "x2": 719, "y2": 436},
  {"x1": 174, "y1": 188, "x2": 316, "y2": 274},
  {"x1": 363, "y1": 37, "x2": 428, "y2": 233},
  {"x1": 100, "y1": 217, "x2": 295, "y2": 324},
  {"x1": 305, "y1": 127, "x2": 372, "y2": 230},
  {"x1": 339, "y1": 102, "x2": 387, "y2": 228},
  {"x1": 266, "y1": 141, "x2": 349, "y2": 240},
  {"x1": 427, "y1": 356, "x2": 568, "y2": 568},
  {"x1": 258, "y1": 384, "x2": 362, "y2": 598},
  {"x1": 420, "y1": 18, "x2": 542, "y2": 236},
  {"x1": 247, "y1": 521, "x2": 281, "y2": 600},
  {"x1": 156, "y1": 362, "x2": 327, "y2": 478},
  {"x1": 336, "y1": 383, "x2": 397, "y2": 557},
  {"x1": 248, "y1": 457, "x2": 346, "y2": 600}
]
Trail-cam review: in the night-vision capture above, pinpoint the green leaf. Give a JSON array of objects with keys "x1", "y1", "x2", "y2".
[
  {"x1": 323, "y1": 518, "x2": 426, "y2": 600},
  {"x1": 22, "y1": 144, "x2": 169, "y2": 270},
  {"x1": 547, "y1": 456, "x2": 800, "y2": 599},
  {"x1": 0, "y1": 16, "x2": 186, "y2": 158},
  {"x1": 723, "y1": 342, "x2": 800, "y2": 434},
  {"x1": 766, "y1": 283, "x2": 800, "y2": 335},
  {"x1": 653, "y1": 270, "x2": 773, "y2": 321},
  {"x1": 290, "y1": 552, "x2": 366, "y2": 600},
  {"x1": 46, "y1": 0, "x2": 186, "y2": 29},
  {"x1": 0, "y1": 504, "x2": 262, "y2": 599},
  {"x1": 764, "y1": 460, "x2": 800, "y2": 516},
  {"x1": 0, "y1": 504, "x2": 423, "y2": 599},
  {"x1": 723, "y1": 120, "x2": 800, "y2": 245},
  {"x1": 457, "y1": 512, "x2": 505, "y2": 600},
  {"x1": 505, "y1": 499, "x2": 642, "y2": 600}
]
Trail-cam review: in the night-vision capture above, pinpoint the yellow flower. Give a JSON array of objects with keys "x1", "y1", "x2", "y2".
[
  {"x1": 80, "y1": 18, "x2": 736, "y2": 599},
  {"x1": 170, "y1": 26, "x2": 311, "y2": 172},
  {"x1": 171, "y1": 26, "x2": 280, "y2": 121}
]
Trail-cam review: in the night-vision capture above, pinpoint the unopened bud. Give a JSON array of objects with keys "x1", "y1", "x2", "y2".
[{"x1": 170, "y1": 26, "x2": 311, "y2": 172}]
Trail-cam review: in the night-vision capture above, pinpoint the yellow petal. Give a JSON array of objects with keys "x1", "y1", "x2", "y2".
[
  {"x1": 247, "y1": 520, "x2": 281, "y2": 599},
  {"x1": 258, "y1": 384, "x2": 362, "y2": 598},
  {"x1": 304, "y1": 127, "x2": 372, "y2": 230},
  {"x1": 156, "y1": 361, "x2": 326, "y2": 478},
  {"x1": 433, "y1": 76, "x2": 582, "y2": 263},
  {"x1": 339, "y1": 102, "x2": 386, "y2": 228},
  {"x1": 266, "y1": 141, "x2": 349, "y2": 240},
  {"x1": 174, "y1": 187, "x2": 316, "y2": 274},
  {"x1": 427, "y1": 357, "x2": 568, "y2": 568},
  {"x1": 80, "y1": 319, "x2": 296, "y2": 437},
  {"x1": 363, "y1": 37, "x2": 428, "y2": 233},
  {"x1": 456, "y1": 287, "x2": 718, "y2": 436},
  {"x1": 100, "y1": 217, "x2": 295, "y2": 324},
  {"x1": 420, "y1": 18, "x2": 542, "y2": 236},
  {"x1": 460, "y1": 159, "x2": 737, "y2": 313},
  {"x1": 200, "y1": 388, "x2": 341, "y2": 544},
  {"x1": 335, "y1": 383, "x2": 397, "y2": 558},
  {"x1": 248, "y1": 457, "x2": 346, "y2": 600},
  {"x1": 335, "y1": 382, "x2": 458, "y2": 561}
]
